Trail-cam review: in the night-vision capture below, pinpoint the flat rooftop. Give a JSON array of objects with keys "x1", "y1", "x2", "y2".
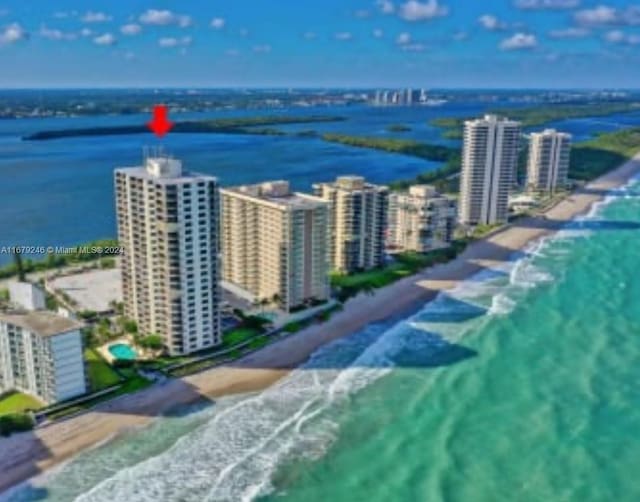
[
  {"x1": 0, "y1": 311, "x2": 84, "y2": 338},
  {"x1": 222, "y1": 181, "x2": 327, "y2": 210},
  {"x1": 115, "y1": 166, "x2": 217, "y2": 185}
]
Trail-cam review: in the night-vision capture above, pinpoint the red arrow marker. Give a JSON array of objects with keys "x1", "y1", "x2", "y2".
[{"x1": 148, "y1": 104, "x2": 173, "y2": 137}]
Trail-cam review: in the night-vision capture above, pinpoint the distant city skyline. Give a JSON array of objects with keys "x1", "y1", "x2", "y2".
[{"x1": 0, "y1": 1, "x2": 639, "y2": 88}]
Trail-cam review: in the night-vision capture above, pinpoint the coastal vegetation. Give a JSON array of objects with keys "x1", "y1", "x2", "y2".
[
  {"x1": 320, "y1": 133, "x2": 461, "y2": 193},
  {"x1": 0, "y1": 413, "x2": 34, "y2": 436},
  {"x1": 570, "y1": 127, "x2": 640, "y2": 180},
  {"x1": 23, "y1": 115, "x2": 346, "y2": 141},
  {"x1": 431, "y1": 102, "x2": 640, "y2": 139},
  {"x1": 0, "y1": 392, "x2": 40, "y2": 436},
  {"x1": 331, "y1": 244, "x2": 468, "y2": 302}
]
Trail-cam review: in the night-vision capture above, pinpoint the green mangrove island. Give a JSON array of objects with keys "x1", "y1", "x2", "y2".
[{"x1": 23, "y1": 115, "x2": 346, "y2": 141}]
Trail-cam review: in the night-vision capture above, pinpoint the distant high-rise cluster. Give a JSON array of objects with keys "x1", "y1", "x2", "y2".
[{"x1": 373, "y1": 88, "x2": 427, "y2": 106}]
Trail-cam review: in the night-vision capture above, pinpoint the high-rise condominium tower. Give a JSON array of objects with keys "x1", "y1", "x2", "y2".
[
  {"x1": 459, "y1": 115, "x2": 521, "y2": 226},
  {"x1": 313, "y1": 176, "x2": 388, "y2": 273},
  {"x1": 220, "y1": 181, "x2": 330, "y2": 312},
  {"x1": 388, "y1": 185, "x2": 457, "y2": 253},
  {"x1": 527, "y1": 129, "x2": 571, "y2": 193},
  {"x1": 115, "y1": 156, "x2": 221, "y2": 356}
]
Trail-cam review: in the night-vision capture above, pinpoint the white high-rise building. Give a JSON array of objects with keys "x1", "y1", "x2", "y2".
[
  {"x1": 220, "y1": 181, "x2": 330, "y2": 312},
  {"x1": 115, "y1": 156, "x2": 221, "y2": 356},
  {"x1": 459, "y1": 115, "x2": 521, "y2": 226},
  {"x1": 388, "y1": 185, "x2": 457, "y2": 253},
  {"x1": 527, "y1": 129, "x2": 572, "y2": 193},
  {"x1": 313, "y1": 176, "x2": 388, "y2": 273}
]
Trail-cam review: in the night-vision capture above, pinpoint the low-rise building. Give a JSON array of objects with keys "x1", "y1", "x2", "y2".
[
  {"x1": 388, "y1": 185, "x2": 457, "y2": 253},
  {"x1": 0, "y1": 309, "x2": 86, "y2": 405},
  {"x1": 220, "y1": 180, "x2": 330, "y2": 312}
]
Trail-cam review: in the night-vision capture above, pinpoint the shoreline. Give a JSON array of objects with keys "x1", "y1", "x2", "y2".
[{"x1": 1, "y1": 154, "x2": 639, "y2": 495}]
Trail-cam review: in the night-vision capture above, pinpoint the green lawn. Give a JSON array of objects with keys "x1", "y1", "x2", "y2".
[
  {"x1": 0, "y1": 391, "x2": 43, "y2": 415},
  {"x1": 84, "y1": 348, "x2": 121, "y2": 391},
  {"x1": 222, "y1": 327, "x2": 261, "y2": 348}
]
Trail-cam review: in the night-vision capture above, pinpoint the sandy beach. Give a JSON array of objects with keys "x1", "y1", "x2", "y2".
[{"x1": 1, "y1": 153, "x2": 639, "y2": 495}]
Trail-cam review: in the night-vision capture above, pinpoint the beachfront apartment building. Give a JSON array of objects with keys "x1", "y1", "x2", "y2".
[
  {"x1": 0, "y1": 308, "x2": 86, "y2": 405},
  {"x1": 459, "y1": 115, "x2": 521, "y2": 226},
  {"x1": 313, "y1": 176, "x2": 389, "y2": 273},
  {"x1": 527, "y1": 129, "x2": 572, "y2": 194},
  {"x1": 388, "y1": 185, "x2": 457, "y2": 253},
  {"x1": 220, "y1": 181, "x2": 330, "y2": 312},
  {"x1": 115, "y1": 156, "x2": 222, "y2": 356}
]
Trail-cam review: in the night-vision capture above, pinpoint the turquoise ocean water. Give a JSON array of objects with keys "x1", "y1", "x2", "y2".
[{"x1": 2, "y1": 178, "x2": 640, "y2": 501}]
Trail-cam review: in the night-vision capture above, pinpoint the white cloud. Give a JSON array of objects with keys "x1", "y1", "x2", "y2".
[
  {"x1": 398, "y1": 0, "x2": 448, "y2": 21},
  {"x1": 303, "y1": 31, "x2": 317, "y2": 40},
  {"x1": 93, "y1": 32, "x2": 116, "y2": 46},
  {"x1": 604, "y1": 29, "x2": 624, "y2": 42},
  {"x1": 549, "y1": 27, "x2": 590, "y2": 38},
  {"x1": 139, "y1": 9, "x2": 191, "y2": 28},
  {"x1": 355, "y1": 9, "x2": 371, "y2": 18},
  {"x1": 377, "y1": 0, "x2": 395, "y2": 14},
  {"x1": 574, "y1": 5, "x2": 617, "y2": 26},
  {"x1": 81, "y1": 11, "x2": 112, "y2": 23},
  {"x1": 252, "y1": 44, "x2": 271, "y2": 53},
  {"x1": 124, "y1": 51, "x2": 136, "y2": 60},
  {"x1": 239, "y1": 28, "x2": 249, "y2": 37},
  {"x1": 500, "y1": 32, "x2": 538, "y2": 50},
  {"x1": 372, "y1": 28, "x2": 384, "y2": 38},
  {"x1": 478, "y1": 14, "x2": 507, "y2": 31},
  {"x1": 210, "y1": 17, "x2": 225, "y2": 29},
  {"x1": 39, "y1": 25, "x2": 77, "y2": 41},
  {"x1": 80, "y1": 28, "x2": 93, "y2": 37},
  {"x1": 453, "y1": 31, "x2": 468, "y2": 41},
  {"x1": 401, "y1": 43, "x2": 426, "y2": 51},
  {"x1": 604, "y1": 29, "x2": 640, "y2": 45},
  {"x1": 515, "y1": 0, "x2": 580, "y2": 9},
  {"x1": 120, "y1": 23, "x2": 141, "y2": 36},
  {"x1": 334, "y1": 32, "x2": 353, "y2": 41},
  {"x1": 0, "y1": 23, "x2": 28, "y2": 45},
  {"x1": 396, "y1": 32, "x2": 412, "y2": 44},
  {"x1": 158, "y1": 36, "x2": 192, "y2": 48}
]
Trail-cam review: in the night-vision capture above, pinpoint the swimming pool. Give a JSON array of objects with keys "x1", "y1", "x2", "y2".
[{"x1": 108, "y1": 343, "x2": 138, "y2": 361}]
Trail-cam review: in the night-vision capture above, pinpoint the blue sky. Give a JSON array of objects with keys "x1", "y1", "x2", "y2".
[{"x1": 0, "y1": 1, "x2": 639, "y2": 88}]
